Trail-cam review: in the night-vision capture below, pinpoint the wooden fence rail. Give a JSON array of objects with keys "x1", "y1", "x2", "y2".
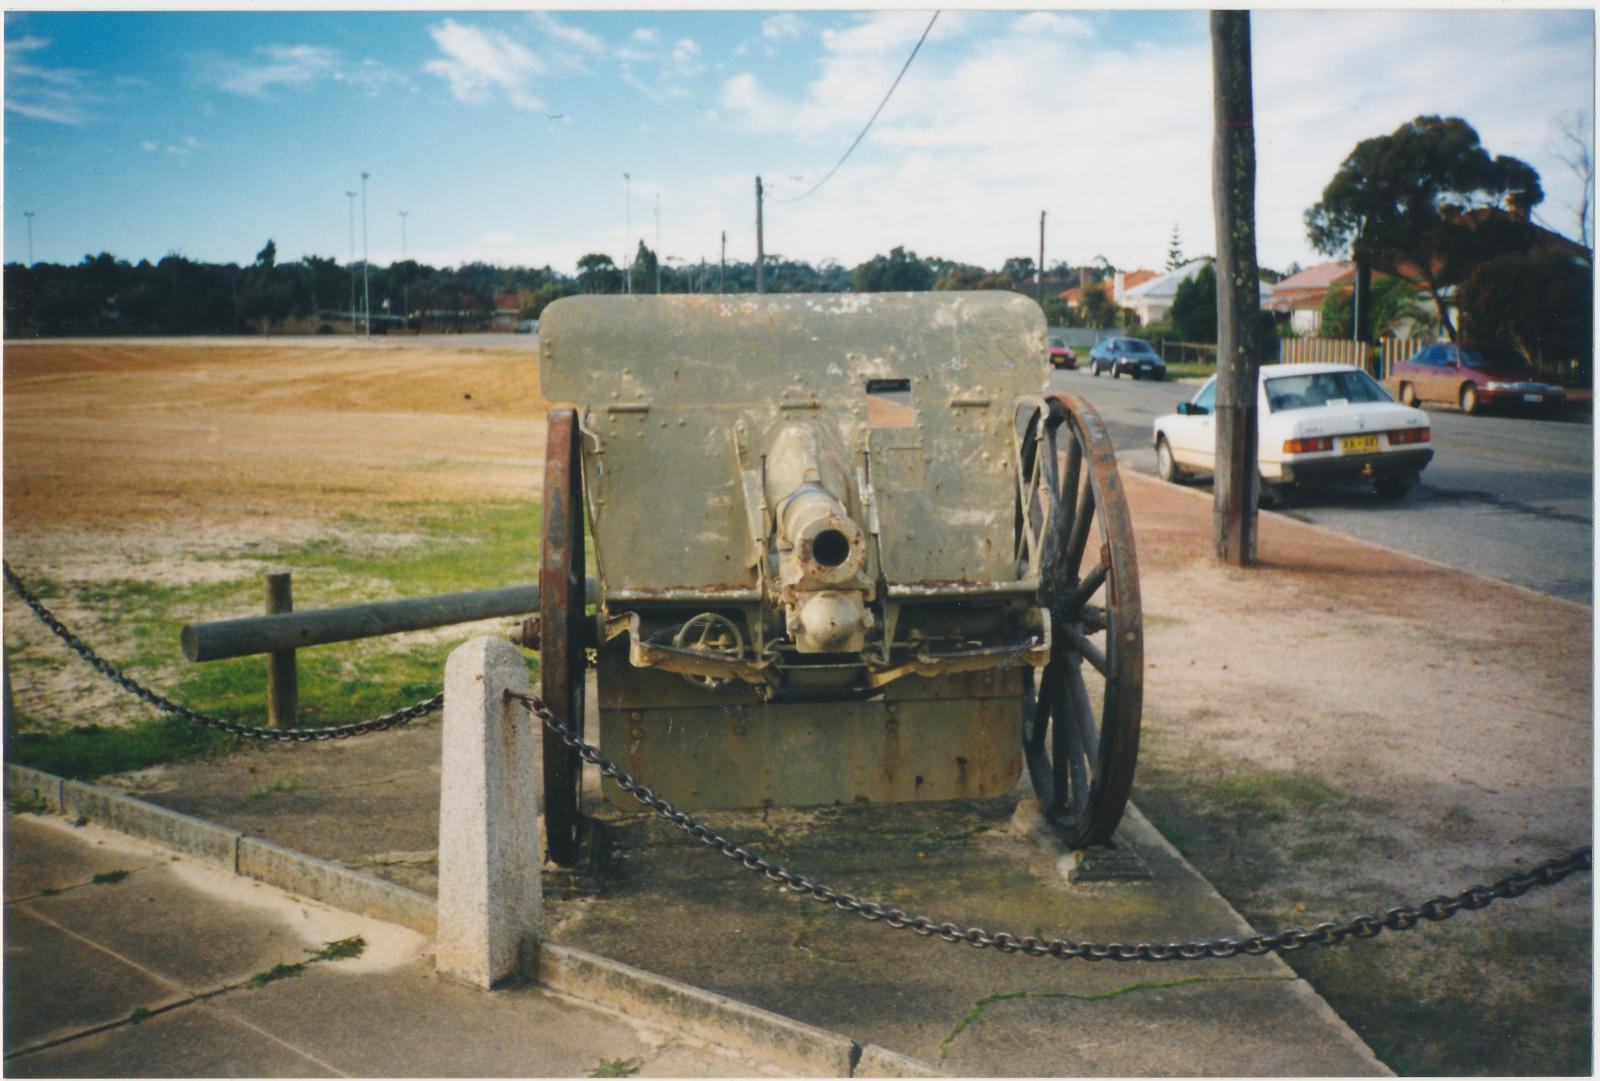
[{"x1": 1278, "y1": 337, "x2": 1420, "y2": 380}]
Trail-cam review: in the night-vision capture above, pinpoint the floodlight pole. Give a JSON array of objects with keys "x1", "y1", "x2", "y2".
[
  {"x1": 360, "y1": 172, "x2": 371, "y2": 339},
  {"x1": 654, "y1": 192, "x2": 662, "y2": 294},
  {"x1": 399, "y1": 210, "x2": 409, "y2": 323},
  {"x1": 624, "y1": 172, "x2": 632, "y2": 295},
  {"x1": 1038, "y1": 210, "x2": 1046, "y2": 302},
  {"x1": 1211, "y1": 10, "x2": 1261, "y2": 567},
  {"x1": 345, "y1": 191, "x2": 357, "y2": 336}
]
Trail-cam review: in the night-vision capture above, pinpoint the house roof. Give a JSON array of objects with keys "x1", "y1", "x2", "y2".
[
  {"x1": 1272, "y1": 261, "x2": 1355, "y2": 291},
  {"x1": 1117, "y1": 269, "x2": 1160, "y2": 294},
  {"x1": 1121, "y1": 258, "x2": 1275, "y2": 300}
]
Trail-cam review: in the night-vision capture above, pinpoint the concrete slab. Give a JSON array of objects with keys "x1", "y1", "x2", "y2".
[
  {"x1": 4, "y1": 814, "x2": 165, "y2": 901},
  {"x1": 214, "y1": 958, "x2": 745, "y2": 1078},
  {"x1": 548, "y1": 798, "x2": 1386, "y2": 1077},
  {"x1": 3, "y1": 907, "x2": 187, "y2": 1054},
  {"x1": 6, "y1": 1002, "x2": 338, "y2": 1078}
]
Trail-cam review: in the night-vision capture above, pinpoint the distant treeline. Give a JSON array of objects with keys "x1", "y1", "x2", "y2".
[{"x1": 3, "y1": 239, "x2": 1096, "y2": 337}]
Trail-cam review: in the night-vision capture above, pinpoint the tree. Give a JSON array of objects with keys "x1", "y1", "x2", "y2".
[
  {"x1": 630, "y1": 240, "x2": 658, "y2": 294},
  {"x1": 1166, "y1": 224, "x2": 1185, "y2": 270},
  {"x1": 1547, "y1": 110, "x2": 1594, "y2": 248},
  {"x1": 1460, "y1": 251, "x2": 1592, "y2": 377},
  {"x1": 1001, "y1": 256, "x2": 1036, "y2": 288},
  {"x1": 850, "y1": 247, "x2": 933, "y2": 292},
  {"x1": 576, "y1": 253, "x2": 621, "y2": 294},
  {"x1": 1305, "y1": 115, "x2": 1543, "y2": 341},
  {"x1": 1079, "y1": 284, "x2": 1125, "y2": 329},
  {"x1": 1041, "y1": 294, "x2": 1078, "y2": 327},
  {"x1": 1319, "y1": 276, "x2": 1434, "y2": 340},
  {"x1": 1169, "y1": 263, "x2": 1217, "y2": 342},
  {"x1": 254, "y1": 240, "x2": 277, "y2": 270}
]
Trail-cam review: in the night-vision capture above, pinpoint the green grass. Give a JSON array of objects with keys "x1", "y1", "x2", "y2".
[
  {"x1": 1163, "y1": 360, "x2": 1216, "y2": 379},
  {"x1": 6, "y1": 500, "x2": 544, "y2": 778}
]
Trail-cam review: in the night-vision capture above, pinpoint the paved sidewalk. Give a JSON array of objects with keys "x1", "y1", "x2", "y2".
[{"x1": 3, "y1": 814, "x2": 777, "y2": 1078}]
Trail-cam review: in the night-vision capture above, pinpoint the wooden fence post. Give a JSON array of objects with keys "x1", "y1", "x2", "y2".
[{"x1": 265, "y1": 572, "x2": 298, "y2": 728}]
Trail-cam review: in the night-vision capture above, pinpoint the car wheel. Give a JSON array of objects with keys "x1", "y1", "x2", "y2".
[
  {"x1": 1398, "y1": 382, "x2": 1417, "y2": 406},
  {"x1": 1112, "y1": 366, "x2": 1121, "y2": 379},
  {"x1": 1459, "y1": 384, "x2": 1479, "y2": 415},
  {"x1": 1257, "y1": 476, "x2": 1280, "y2": 509},
  {"x1": 1155, "y1": 437, "x2": 1185, "y2": 484},
  {"x1": 1091, "y1": 362, "x2": 1102, "y2": 377},
  {"x1": 1373, "y1": 475, "x2": 1415, "y2": 500}
]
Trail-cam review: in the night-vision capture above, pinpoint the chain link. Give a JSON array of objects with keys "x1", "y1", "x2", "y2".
[
  {"x1": 508, "y1": 689, "x2": 1591, "y2": 962},
  {"x1": 4, "y1": 562, "x2": 440, "y2": 742}
]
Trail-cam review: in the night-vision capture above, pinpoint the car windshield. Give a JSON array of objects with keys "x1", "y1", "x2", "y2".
[
  {"x1": 1460, "y1": 347, "x2": 1533, "y2": 372},
  {"x1": 1048, "y1": 338, "x2": 1065, "y2": 348},
  {"x1": 1264, "y1": 370, "x2": 1392, "y2": 412},
  {"x1": 1124, "y1": 340, "x2": 1157, "y2": 356}
]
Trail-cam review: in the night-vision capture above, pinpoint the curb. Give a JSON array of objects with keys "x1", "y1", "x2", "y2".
[{"x1": 4, "y1": 762, "x2": 946, "y2": 1078}]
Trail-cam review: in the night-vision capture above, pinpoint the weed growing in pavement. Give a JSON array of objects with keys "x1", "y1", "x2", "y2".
[
  {"x1": 248, "y1": 962, "x2": 306, "y2": 988},
  {"x1": 7, "y1": 793, "x2": 51, "y2": 815},
  {"x1": 247, "y1": 774, "x2": 312, "y2": 800},
  {"x1": 588, "y1": 1058, "x2": 642, "y2": 1078},
  {"x1": 91, "y1": 869, "x2": 130, "y2": 885},
  {"x1": 306, "y1": 936, "x2": 366, "y2": 962}
]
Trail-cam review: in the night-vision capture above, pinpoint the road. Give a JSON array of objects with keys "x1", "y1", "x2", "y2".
[{"x1": 1051, "y1": 367, "x2": 1594, "y2": 605}]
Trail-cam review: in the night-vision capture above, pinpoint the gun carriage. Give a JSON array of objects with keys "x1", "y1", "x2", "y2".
[{"x1": 536, "y1": 292, "x2": 1142, "y2": 865}]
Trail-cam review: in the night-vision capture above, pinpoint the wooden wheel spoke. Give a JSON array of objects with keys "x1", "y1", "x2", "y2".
[
  {"x1": 1064, "y1": 655, "x2": 1100, "y2": 761},
  {"x1": 1060, "y1": 624, "x2": 1107, "y2": 676},
  {"x1": 1065, "y1": 474, "x2": 1096, "y2": 576},
  {"x1": 1061, "y1": 562, "x2": 1108, "y2": 616},
  {"x1": 1048, "y1": 671, "x2": 1087, "y2": 815}
]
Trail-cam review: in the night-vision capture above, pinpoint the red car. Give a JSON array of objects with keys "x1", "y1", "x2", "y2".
[
  {"x1": 1047, "y1": 336, "x2": 1077, "y2": 369},
  {"x1": 1389, "y1": 343, "x2": 1566, "y2": 417}
]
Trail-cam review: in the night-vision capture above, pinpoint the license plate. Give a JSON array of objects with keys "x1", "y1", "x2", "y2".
[
  {"x1": 1522, "y1": 393, "x2": 1543, "y2": 402},
  {"x1": 1342, "y1": 435, "x2": 1379, "y2": 454}
]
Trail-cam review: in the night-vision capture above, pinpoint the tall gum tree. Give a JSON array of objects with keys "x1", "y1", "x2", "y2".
[{"x1": 1305, "y1": 116, "x2": 1543, "y2": 341}]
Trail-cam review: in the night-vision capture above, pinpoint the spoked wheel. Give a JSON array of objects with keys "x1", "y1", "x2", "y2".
[
  {"x1": 541, "y1": 408, "x2": 587, "y2": 866},
  {"x1": 1013, "y1": 393, "x2": 1143, "y2": 848}
]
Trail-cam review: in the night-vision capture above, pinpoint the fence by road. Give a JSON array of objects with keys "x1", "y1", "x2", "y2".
[{"x1": 1279, "y1": 337, "x2": 1417, "y2": 379}]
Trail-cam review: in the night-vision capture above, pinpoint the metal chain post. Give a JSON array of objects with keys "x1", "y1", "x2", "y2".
[
  {"x1": 506, "y1": 688, "x2": 1591, "y2": 963},
  {"x1": 3, "y1": 562, "x2": 440, "y2": 742}
]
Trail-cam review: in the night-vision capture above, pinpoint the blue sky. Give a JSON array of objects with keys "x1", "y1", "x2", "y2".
[{"x1": 4, "y1": 8, "x2": 1594, "y2": 278}]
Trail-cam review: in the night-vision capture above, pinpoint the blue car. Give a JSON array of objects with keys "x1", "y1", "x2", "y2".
[{"x1": 1089, "y1": 337, "x2": 1166, "y2": 380}]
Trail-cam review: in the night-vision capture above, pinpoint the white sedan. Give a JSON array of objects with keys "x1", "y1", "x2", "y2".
[{"x1": 1153, "y1": 363, "x2": 1433, "y2": 501}]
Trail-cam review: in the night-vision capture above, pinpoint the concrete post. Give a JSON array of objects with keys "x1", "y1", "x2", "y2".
[{"x1": 436, "y1": 637, "x2": 543, "y2": 988}]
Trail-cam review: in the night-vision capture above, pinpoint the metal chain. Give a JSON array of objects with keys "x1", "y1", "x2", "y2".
[
  {"x1": 509, "y1": 689, "x2": 1591, "y2": 962},
  {"x1": 3, "y1": 562, "x2": 440, "y2": 742}
]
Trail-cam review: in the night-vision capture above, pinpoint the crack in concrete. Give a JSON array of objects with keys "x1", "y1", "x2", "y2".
[{"x1": 937, "y1": 974, "x2": 1296, "y2": 1059}]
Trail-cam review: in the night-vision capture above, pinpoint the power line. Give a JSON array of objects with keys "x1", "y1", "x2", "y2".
[{"x1": 774, "y1": 11, "x2": 939, "y2": 205}]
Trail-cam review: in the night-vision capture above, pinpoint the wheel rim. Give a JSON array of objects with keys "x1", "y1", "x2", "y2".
[
  {"x1": 541, "y1": 408, "x2": 587, "y2": 866},
  {"x1": 1462, "y1": 387, "x2": 1477, "y2": 413},
  {"x1": 1014, "y1": 394, "x2": 1143, "y2": 848},
  {"x1": 1156, "y1": 439, "x2": 1173, "y2": 481}
]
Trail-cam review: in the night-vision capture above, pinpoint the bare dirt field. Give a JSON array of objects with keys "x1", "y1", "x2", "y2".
[
  {"x1": 3, "y1": 338, "x2": 1591, "y2": 1073},
  {"x1": 4, "y1": 340, "x2": 549, "y2": 531}
]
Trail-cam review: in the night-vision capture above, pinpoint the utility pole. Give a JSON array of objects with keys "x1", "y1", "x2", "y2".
[
  {"x1": 755, "y1": 176, "x2": 765, "y2": 294},
  {"x1": 1211, "y1": 11, "x2": 1261, "y2": 567},
  {"x1": 399, "y1": 210, "x2": 409, "y2": 325},
  {"x1": 360, "y1": 172, "x2": 371, "y2": 339},
  {"x1": 1037, "y1": 210, "x2": 1046, "y2": 303},
  {"x1": 654, "y1": 192, "x2": 662, "y2": 294},
  {"x1": 345, "y1": 191, "x2": 357, "y2": 336},
  {"x1": 24, "y1": 211, "x2": 34, "y2": 266},
  {"x1": 623, "y1": 172, "x2": 632, "y2": 295},
  {"x1": 720, "y1": 231, "x2": 727, "y2": 293}
]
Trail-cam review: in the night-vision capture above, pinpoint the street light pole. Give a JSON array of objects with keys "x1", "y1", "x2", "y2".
[
  {"x1": 345, "y1": 191, "x2": 357, "y2": 336},
  {"x1": 755, "y1": 176, "x2": 765, "y2": 294},
  {"x1": 654, "y1": 192, "x2": 662, "y2": 294},
  {"x1": 360, "y1": 172, "x2": 371, "y2": 339},
  {"x1": 624, "y1": 172, "x2": 632, "y2": 295}
]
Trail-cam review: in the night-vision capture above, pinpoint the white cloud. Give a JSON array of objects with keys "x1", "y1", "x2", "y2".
[
  {"x1": 140, "y1": 139, "x2": 158, "y2": 152},
  {"x1": 762, "y1": 14, "x2": 805, "y2": 42},
  {"x1": 425, "y1": 19, "x2": 545, "y2": 111},
  {"x1": 220, "y1": 45, "x2": 338, "y2": 96},
  {"x1": 712, "y1": 9, "x2": 1593, "y2": 272},
  {"x1": 5, "y1": 35, "x2": 95, "y2": 125},
  {"x1": 615, "y1": 27, "x2": 707, "y2": 101},
  {"x1": 532, "y1": 12, "x2": 604, "y2": 55}
]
